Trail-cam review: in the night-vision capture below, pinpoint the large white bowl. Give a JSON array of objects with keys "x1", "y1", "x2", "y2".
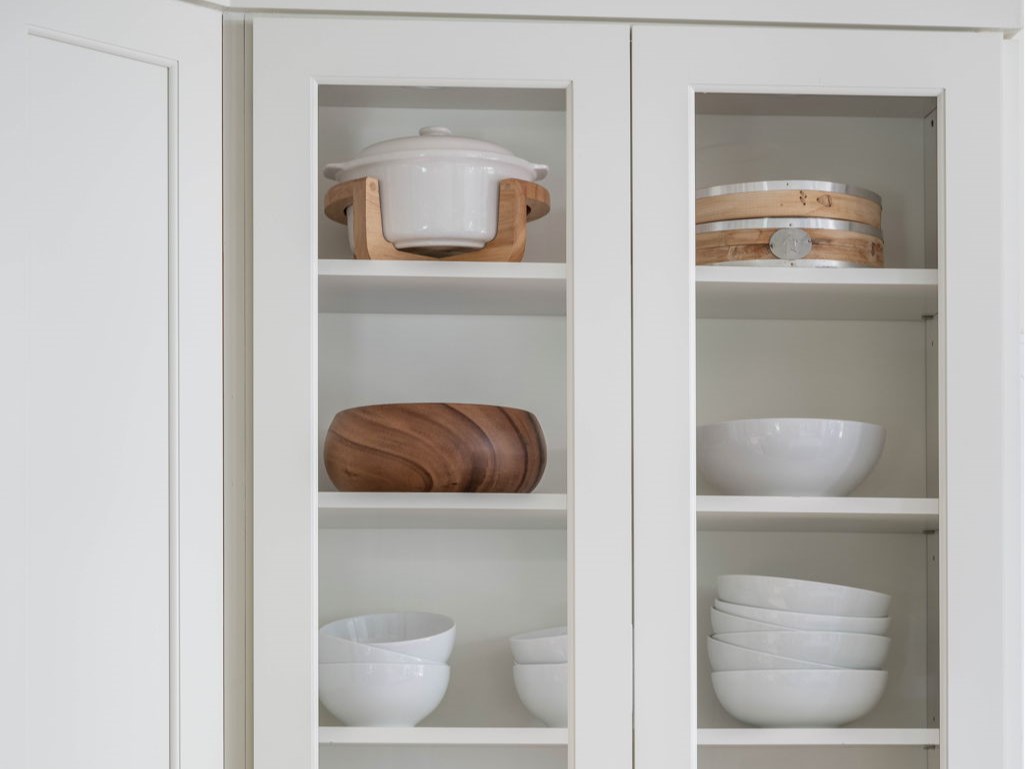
[
  {"x1": 510, "y1": 626, "x2": 568, "y2": 664},
  {"x1": 711, "y1": 669, "x2": 888, "y2": 727},
  {"x1": 707, "y1": 636, "x2": 836, "y2": 671},
  {"x1": 715, "y1": 599, "x2": 891, "y2": 635},
  {"x1": 717, "y1": 575, "x2": 891, "y2": 618},
  {"x1": 711, "y1": 607, "x2": 790, "y2": 634},
  {"x1": 318, "y1": 662, "x2": 450, "y2": 726},
  {"x1": 714, "y1": 630, "x2": 890, "y2": 669},
  {"x1": 697, "y1": 418, "x2": 885, "y2": 496},
  {"x1": 320, "y1": 612, "x2": 456, "y2": 663},
  {"x1": 513, "y1": 662, "x2": 568, "y2": 727},
  {"x1": 319, "y1": 632, "x2": 433, "y2": 664}
]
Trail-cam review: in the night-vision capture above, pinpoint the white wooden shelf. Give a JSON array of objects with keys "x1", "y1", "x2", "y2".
[
  {"x1": 697, "y1": 728, "x2": 939, "y2": 747},
  {"x1": 697, "y1": 496, "x2": 939, "y2": 533},
  {"x1": 696, "y1": 266, "x2": 938, "y2": 321},
  {"x1": 318, "y1": 260, "x2": 566, "y2": 316},
  {"x1": 318, "y1": 727, "x2": 568, "y2": 746},
  {"x1": 319, "y1": 492, "x2": 567, "y2": 529}
]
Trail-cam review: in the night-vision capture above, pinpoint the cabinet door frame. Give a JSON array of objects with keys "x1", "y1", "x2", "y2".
[
  {"x1": 632, "y1": 23, "x2": 1018, "y2": 769},
  {"x1": 251, "y1": 15, "x2": 632, "y2": 768}
]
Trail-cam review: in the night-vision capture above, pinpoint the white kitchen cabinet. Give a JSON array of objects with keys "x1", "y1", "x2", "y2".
[
  {"x1": 5, "y1": 2, "x2": 1019, "y2": 769},
  {"x1": 2, "y1": 1, "x2": 223, "y2": 768},
  {"x1": 633, "y1": 22, "x2": 1020, "y2": 769},
  {"x1": 249, "y1": 14, "x2": 632, "y2": 769}
]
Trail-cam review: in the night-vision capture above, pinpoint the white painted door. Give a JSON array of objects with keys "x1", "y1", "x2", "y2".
[
  {"x1": 632, "y1": 23, "x2": 1017, "y2": 769},
  {"x1": 0, "y1": 2, "x2": 223, "y2": 767},
  {"x1": 251, "y1": 16, "x2": 631, "y2": 769}
]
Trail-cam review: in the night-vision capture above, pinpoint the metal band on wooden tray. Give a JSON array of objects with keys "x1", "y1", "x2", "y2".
[
  {"x1": 696, "y1": 180, "x2": 883, "y2": 229},
  {"x1": 695, "y1": 217, "x2": 884, "y2": 268}
]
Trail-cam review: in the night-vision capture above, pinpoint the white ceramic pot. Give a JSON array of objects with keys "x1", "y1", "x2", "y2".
[{"x1": 323, "y1": 126, "x2": 548, "y2": 253}]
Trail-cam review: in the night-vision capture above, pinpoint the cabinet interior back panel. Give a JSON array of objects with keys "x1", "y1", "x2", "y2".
[
  {"x1": 319, "y1": 105, "x2": 566, "y2": 263},
  {"x1": 319, "y1": 528, "x2": 567, "y2": 727},
  {"x1": 697, "y1": 532, "x2": 931, "y2": 729},
  {"x1": 318, "y1": 313, "x2": 568, "y2": 493},
  {"x1": 696, "y1": 114, "x2": 931, "y2": 268},
  {"x1": 697, "y1": 319, "x2": 932, "y2": 498}
]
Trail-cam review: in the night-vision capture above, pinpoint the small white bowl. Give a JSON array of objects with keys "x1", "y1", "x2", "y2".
[
  {"x1": 320, "y1": 612, "x2": 456, "y2": 663},
  {"x1": 711, "y1": 607, "x2": 790, "y2": 634},
  {"x1": 714, "y1": 599, "x2": 891, "y2": 635},
  {"x1": 319, "y1": 632, "x2": 433, "y2": 664},
  {"x1": 319, "y1": 662, "x2": 450, "y2": 726},
  {"x1": 707, "y1": 636, "x2": 836, "y2": 671},
  {"x1": 697, "y1": 418, "x2": 885, "y2": 496},
  {"x1": 513, "y1": 662, "x2": 568, "y2": 727},
  {"x1": 510, "y1": 626, "x2": 568, "y2": 664},
  {"x1": 714, "y1": 630, "x2": 890, "y2": 669},
  {"x1": 711, "y1": 669, "x2": 888, "y2": 727},
  {"x1": 717, "y1": 575, "x2": 891, "y2": 618}
]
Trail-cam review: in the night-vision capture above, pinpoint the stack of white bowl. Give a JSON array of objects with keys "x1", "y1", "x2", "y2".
[
  {"x1": 319, "y1": 611, "x2": 455, "y2": 726},
  {"x1": 509, "y1": 626, "x2": 568, "y2": 727},
  {"x1": 709, "y1": 575, "x2": 892, "y2": 727}
]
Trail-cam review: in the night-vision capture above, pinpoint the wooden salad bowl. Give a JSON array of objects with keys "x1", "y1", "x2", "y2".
[{"x1": 324, "y1": 403, "x2": 547, "y2": 493}]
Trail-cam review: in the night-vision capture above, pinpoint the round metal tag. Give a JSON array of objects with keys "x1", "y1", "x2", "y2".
[{"x1": 769, "y1": 228, "x2": 813, "y2": 260}]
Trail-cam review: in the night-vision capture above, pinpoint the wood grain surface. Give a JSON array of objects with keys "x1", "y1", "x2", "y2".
[
  {"x1": 696, "y1": 226, "x2": 883, "y2": 267},
  {"x1": 324, "y1": 403, "x2": 548, "y2": 493},
  {"x1": 323, "y1": 176, "x2": 550, "y2": 262},
  {"x1": 697, "y1": 189, "x2": 882, "y2": 228}
]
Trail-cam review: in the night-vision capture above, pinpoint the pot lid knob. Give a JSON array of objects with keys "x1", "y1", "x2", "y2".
[{"x1": 419, "y1": 126, "x2": 453, "y2": 137}]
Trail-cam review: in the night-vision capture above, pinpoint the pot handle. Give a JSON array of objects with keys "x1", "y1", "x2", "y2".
[
  {"x1": 531, "y1": 163, "x2": 549, "y2": 181},
  {"x1": 322, "y1": 162, "x2": 351, "y2": 181}
]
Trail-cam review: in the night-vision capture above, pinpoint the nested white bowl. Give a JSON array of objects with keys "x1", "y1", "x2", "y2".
[
  {"x1": 711, "y1": 669, "x2": 888, "y2": 727},
  {"x1": 711, "y1": 607, "x2": 790, "y2": 634},
  {"x1": 717, "y1": 574, "x2": 891, "y2": 618},
  {"x1": 513, "y1": 662, "x2": 568, "y2": 727},
  {"x1": 318, "y1": 662, "x2": 450, "y2": 726},
  {"x1": 714, "y1": 630, "x2": 890, "y2": 669},
  {"x1": 714, "y1": 599, "x2": 891, "y2": 635},
  {"x1": 320, "y1": 612, "x2": 456, "y2": 663},
  {"x1": 510, "y1": 626, "x2": 568, "y2": 664},
  {"x1": 319, "y1": 632, "x2": 432, "y2": 664},
  {"x1": 696, "y1": 418, "x2": 885, "y2": 496},
  {"x1": 707, "y1": 636, "x2": 836, "y2": 671}
]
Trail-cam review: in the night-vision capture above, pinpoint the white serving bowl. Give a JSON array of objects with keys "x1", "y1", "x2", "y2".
[
  {"x1": 711, "y1": 607, "x2": 790, "y2": 634},
  {"x1": 711, "y1": 669, "x2": 888, "y2": 727},
  {"x1": 324, "y1": 126, "x2": 548, "y2": 253},
  {"x1": 714, "y1": 599, "x2": 891, "y2": 635},
  {"x1": 714, "y1": 631, "x2": 890, "y2": 669},
  {"x1": 717, "y1": 574, "x2": 891, "y2": 618},
  {"x1": 707, "y1": 636, "x2": 836, "y2": 671},
  {"x1": 320, "y1": 612, "x2": 456, "y2": 663},
  {"x1": 318, "y1": 662, "x2": 450, "y2": 726},
  {"x1": 319, "y1": 632, "x2": 432, "y2": 665},
  {"x1": 510, "y1": 626, "x2": 568, "y2": 664},
  {"x1": 513, "y1": 662, "x2": 568, "y2": 727},
  {"x1": 696, "y1": 418, "x2": 885, "y2": 496}
]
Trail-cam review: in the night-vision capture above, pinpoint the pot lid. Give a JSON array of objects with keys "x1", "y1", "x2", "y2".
[{"x1": 351, "y1": 126, "x2": 521, "y2": 159}]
